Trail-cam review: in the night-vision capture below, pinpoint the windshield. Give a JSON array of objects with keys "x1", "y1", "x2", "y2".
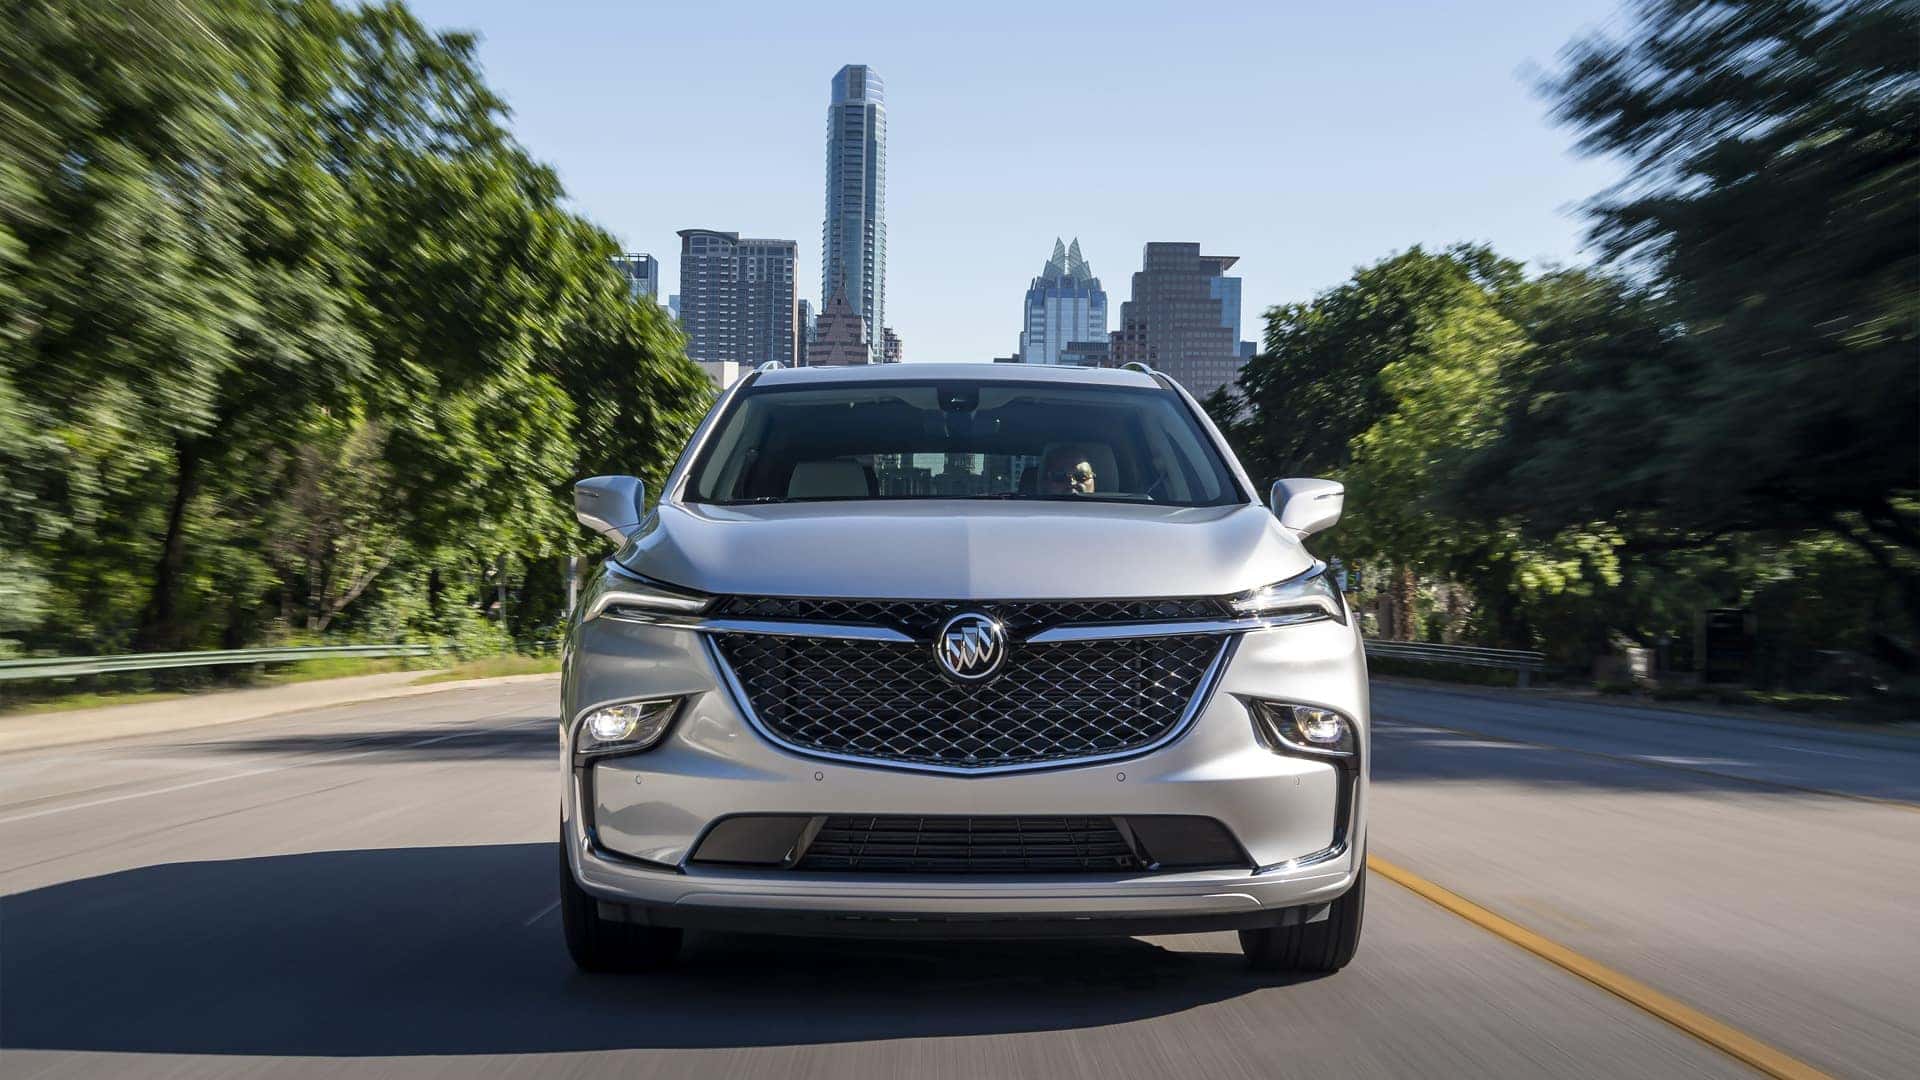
[{"x1": 685, "y1": 379, "x2": 1243, "y2": 507}]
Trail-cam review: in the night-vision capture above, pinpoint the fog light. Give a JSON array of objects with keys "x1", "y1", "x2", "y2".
[
  {"x1": 576, "y1": 699, "x2": 679, "y2": 758},
  {"x1": 1251, "y1": 701, "x2": 1356, "y2": 757},
  {"x1": 1294, "y1": 707, "x2": 1346, "y2": 746}
]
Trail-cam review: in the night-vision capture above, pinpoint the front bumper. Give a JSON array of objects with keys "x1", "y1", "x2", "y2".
[{"x1": 561, "y1": 614, "x2": 1369, "y2": 936}]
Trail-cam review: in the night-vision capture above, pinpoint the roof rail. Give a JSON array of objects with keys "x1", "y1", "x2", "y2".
[
  {"x1": 755, "y1": 361, "x2": 786, "y2": 372},
  {"x1": 1119, "y1": 361, "x2": 1160, "y2": 377}
]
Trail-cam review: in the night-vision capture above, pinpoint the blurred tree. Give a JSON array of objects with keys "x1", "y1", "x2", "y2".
[
  {"x1": 0, "y1": 0, "x2": 709, "y2": 659},
  {"x1": 1476, "y1": 0, "x2": 1920, "y2": 631}
]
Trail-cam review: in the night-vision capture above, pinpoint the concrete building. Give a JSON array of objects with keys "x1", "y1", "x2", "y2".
[
  {"x1": 695, "y1": 360, "x2": 743, "y2": 393},
  {"x1": 1059, "y1": 339, "x2": 1112, "y2": 368},
  {"x1": 882, "y1": 327, "x2": 903, "y2": 364},
  {"x1": 1110, "y1": 242, "x2": 1251, "y2": 401},
  {"x1": 1019, "y1": 238, "x2": 1107, "y2": 365},
  {"x1": 821, "y1": 65, "x2": 886, "y2": 361},
  {"x1": 610, "y1": 253, "x2": 659, "y2": 300},
  {"x1": 808, "y1": 292, "x2": 872, "y2": 365},
  {"x1": 676, "y1": 229, "x2": 798, "y2": 367}
]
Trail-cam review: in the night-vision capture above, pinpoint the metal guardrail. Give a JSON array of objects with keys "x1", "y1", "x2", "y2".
[
  {"x1": 0, "y1": 643, "x2": 438, "y2": 682},
  {"x1": 1364, "y1": 639, "x2": 1547, "y2": 687}
]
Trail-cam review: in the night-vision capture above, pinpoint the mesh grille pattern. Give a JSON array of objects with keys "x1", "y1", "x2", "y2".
[
  {"x1": 714, "y1": 596, "x2": 1233, "y2": 637},
  {"x1": 795, "y1": 815, "x2": 1140, "y2": 873},
  {"x1": 715, "y1": 632, "x2": 1224, "y2": 769}
]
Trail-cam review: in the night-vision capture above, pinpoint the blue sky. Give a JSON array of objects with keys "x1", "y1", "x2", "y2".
[{"x1": 407, "y1": 0, "x2": 1627, "y2": 362}]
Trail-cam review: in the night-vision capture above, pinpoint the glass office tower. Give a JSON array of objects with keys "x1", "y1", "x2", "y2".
[{"x1": 821, "y1": 65, "x2": 886, "y2": 362}]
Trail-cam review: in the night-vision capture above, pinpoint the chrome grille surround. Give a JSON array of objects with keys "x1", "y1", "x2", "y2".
[
  {"x1": 708, "y1": 618, "x2": 1234, "y2": 774},
  {"x1": 711, "y1": 595, "x2": 1235, "y2": 638}
]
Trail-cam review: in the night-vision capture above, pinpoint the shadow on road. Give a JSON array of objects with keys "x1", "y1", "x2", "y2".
[
  {"x1": 163, "y1": 720, "x2": 558, "y2": 762},
  {"x1": 1, "y1": 843, "x2": 1301, "y2": 1057}
]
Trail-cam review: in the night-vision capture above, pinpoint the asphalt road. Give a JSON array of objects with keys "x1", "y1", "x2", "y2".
[{"x1": 2, "y1": 678, "x2": 1915, "y2": 1078}]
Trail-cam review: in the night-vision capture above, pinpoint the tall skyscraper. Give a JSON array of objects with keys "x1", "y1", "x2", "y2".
[
  {"x1": 610, "y1": 253, "x2": 659, "y2": 300},
  {"x1": 821, "y1": 64, "x2": 886, "y2": 362},
  {"x1": 676, "y1": 229, "x2": 798, "y2": 367},
  {"x1": 1019, "y1": 238, "x2": 1107, "y2": 365},
  {"x1": 1110, "y1": 243, "x2": 1250, "y2": 401}
]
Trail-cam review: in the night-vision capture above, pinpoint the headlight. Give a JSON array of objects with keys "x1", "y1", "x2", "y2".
[
  {"x1": 574, "y1": 698, "x2": 680, "y2": 759},
  {"x1": 582, "y1": 571, "x2": 712, "y2": 623},
  {"x1": 1250, "y1": 701, "x2": 1357, "y2": 757},
  {"x1": 1228, "y1": 563, "x2": 1346, "y2": 625}
]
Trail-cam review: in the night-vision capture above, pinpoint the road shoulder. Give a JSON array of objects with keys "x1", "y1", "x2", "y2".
[
  {"x1": 1369, "y1": 674, "x2": 1917, "y2": 742},
  {"x1": 0, "y1": 671, "x2": 561, "y2": 756}
]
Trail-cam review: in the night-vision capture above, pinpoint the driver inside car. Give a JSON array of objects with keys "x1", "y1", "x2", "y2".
[{"x1": 1041, "y1": 445, "x2": 1098, "y2": 495}]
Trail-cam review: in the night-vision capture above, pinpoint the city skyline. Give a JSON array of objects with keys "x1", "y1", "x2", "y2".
[{"x1": 406, "y1": 0, "x2": 1624, "y2": 362}]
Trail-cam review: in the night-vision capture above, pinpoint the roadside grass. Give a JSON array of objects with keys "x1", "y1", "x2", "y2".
[
  {"x1": 0, "y1": 689, "x2": 200, "y2": 716},
  {"x1": 411, "y1": 653, "x2": 560, "y2": 684}
]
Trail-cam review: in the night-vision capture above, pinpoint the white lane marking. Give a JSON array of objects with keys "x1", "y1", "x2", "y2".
[
  {"x1": 1636, "y1": 754, "x2": 1755, "y2": 768},
  {"x1": 0, "y1": 719, "x2": 550, "y2": 827},
  {"x1": 523, "y1": 900, "x2": 561, "y2": 927},
  {"x1": 1410, "y1": 738, "x2": 1547, "y2": 751},
  {"x1": 1764, "y1": 742, "x2": 1871, "y2": 760}
]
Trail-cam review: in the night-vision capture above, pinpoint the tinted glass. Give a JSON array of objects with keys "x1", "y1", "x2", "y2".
[{"x1": 687, "y1": 380, "x2": 1242, "y2": 507}]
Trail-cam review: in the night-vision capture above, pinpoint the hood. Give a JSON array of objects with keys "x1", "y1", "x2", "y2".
[{"x1": 617, "y1": 500, "x2": 1310, "y2": 600}]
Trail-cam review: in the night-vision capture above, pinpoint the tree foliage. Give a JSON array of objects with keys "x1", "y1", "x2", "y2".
[
  {"x1": 1210, "y1": 0, "x2": 1917, "y2": 668},
  {"x1": 0, "y1": 0, "x2": 710, "y2": 656}
]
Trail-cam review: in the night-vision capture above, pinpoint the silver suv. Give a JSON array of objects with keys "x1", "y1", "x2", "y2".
[{"x1": 559, "y1": 363, "x2": 1367, "y2": 973}]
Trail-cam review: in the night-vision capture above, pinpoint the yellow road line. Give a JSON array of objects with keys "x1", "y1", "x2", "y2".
[{"x1": 1367, "y1": 854, "x2": 1833, "y2": 1080}]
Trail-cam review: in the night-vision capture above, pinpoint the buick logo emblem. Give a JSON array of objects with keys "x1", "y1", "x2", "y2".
[{"x1": 935, "y1": 613, "x2": 1007, "y2": 682}]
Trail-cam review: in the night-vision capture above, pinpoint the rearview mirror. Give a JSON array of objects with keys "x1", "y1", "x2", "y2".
[
  {"x1": 1269, "y1": 478, "x2": 1344, "y2": 537},
  {"x1": 574, "y1": 475, "x2": 646, "y2": 544}
]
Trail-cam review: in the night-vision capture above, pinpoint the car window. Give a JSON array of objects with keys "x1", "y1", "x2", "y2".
[{"x1": 685, "y1": 379, "x2": 1242, "y2": 507}]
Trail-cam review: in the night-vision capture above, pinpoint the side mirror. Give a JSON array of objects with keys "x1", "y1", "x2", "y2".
[
  {"x1": 1269, "y1": 478, "x2": 1344, "y2": 537},
  {"x1": 574, "y1": 475, "x2": 646, "y2": 544}
]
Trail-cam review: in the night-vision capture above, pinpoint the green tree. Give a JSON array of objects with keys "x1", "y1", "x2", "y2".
[
  {"x1": 0, "y1": 0, "x2": 710, "y2": 659},
  {"x1": 1485, "y1": 0, "x2": 1920, "y2": 630}
]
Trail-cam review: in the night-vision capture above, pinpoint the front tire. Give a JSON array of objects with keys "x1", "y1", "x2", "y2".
[
  {"x1": 1240, "y1": 862, "x2": 1365, "y2": 973},
  {"x1": 558, "y1": 833, "x2": 681, "y2": 972}
]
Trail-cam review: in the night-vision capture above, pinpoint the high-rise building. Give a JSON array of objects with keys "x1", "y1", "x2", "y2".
[
  {"x1": 809, "y1": 293, "x2": 872, "y2": 365},
  {"x1": 1018, "y1": 238, "x2": 1107, "y2": 365},
  {"x1": 1110, "y1": 243, "x2": 1250, "y2": 401},
  {"x1": 821, "y1": 64, "x2": 886, "y2": 362},
  {"x1": 882, "y1": 327, "x2": 903, "y2": 364},
  {"x1": 667, "y1": 294, "x2": 681, "y2": 322},
  {"x1": 611, "y1": 253, "x2": 659, "y2": 300},
  {"x1": 796, "y1": 300, "x2": 816, "y2": 366},
  {"x1": 676, "y1": 229, "x2": 798, "y2": 367}
]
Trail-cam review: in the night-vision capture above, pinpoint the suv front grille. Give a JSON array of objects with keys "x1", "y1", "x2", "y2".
[
  {"x1": 712, "y1": 595, "x2": 1234, "y2": 638},
  {"x1": 795, "y1": 815, "x2": 1140, "y2": 873},
  {"x1": 713, "y1": 631, "x2": 1225, "y2": 770}
]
